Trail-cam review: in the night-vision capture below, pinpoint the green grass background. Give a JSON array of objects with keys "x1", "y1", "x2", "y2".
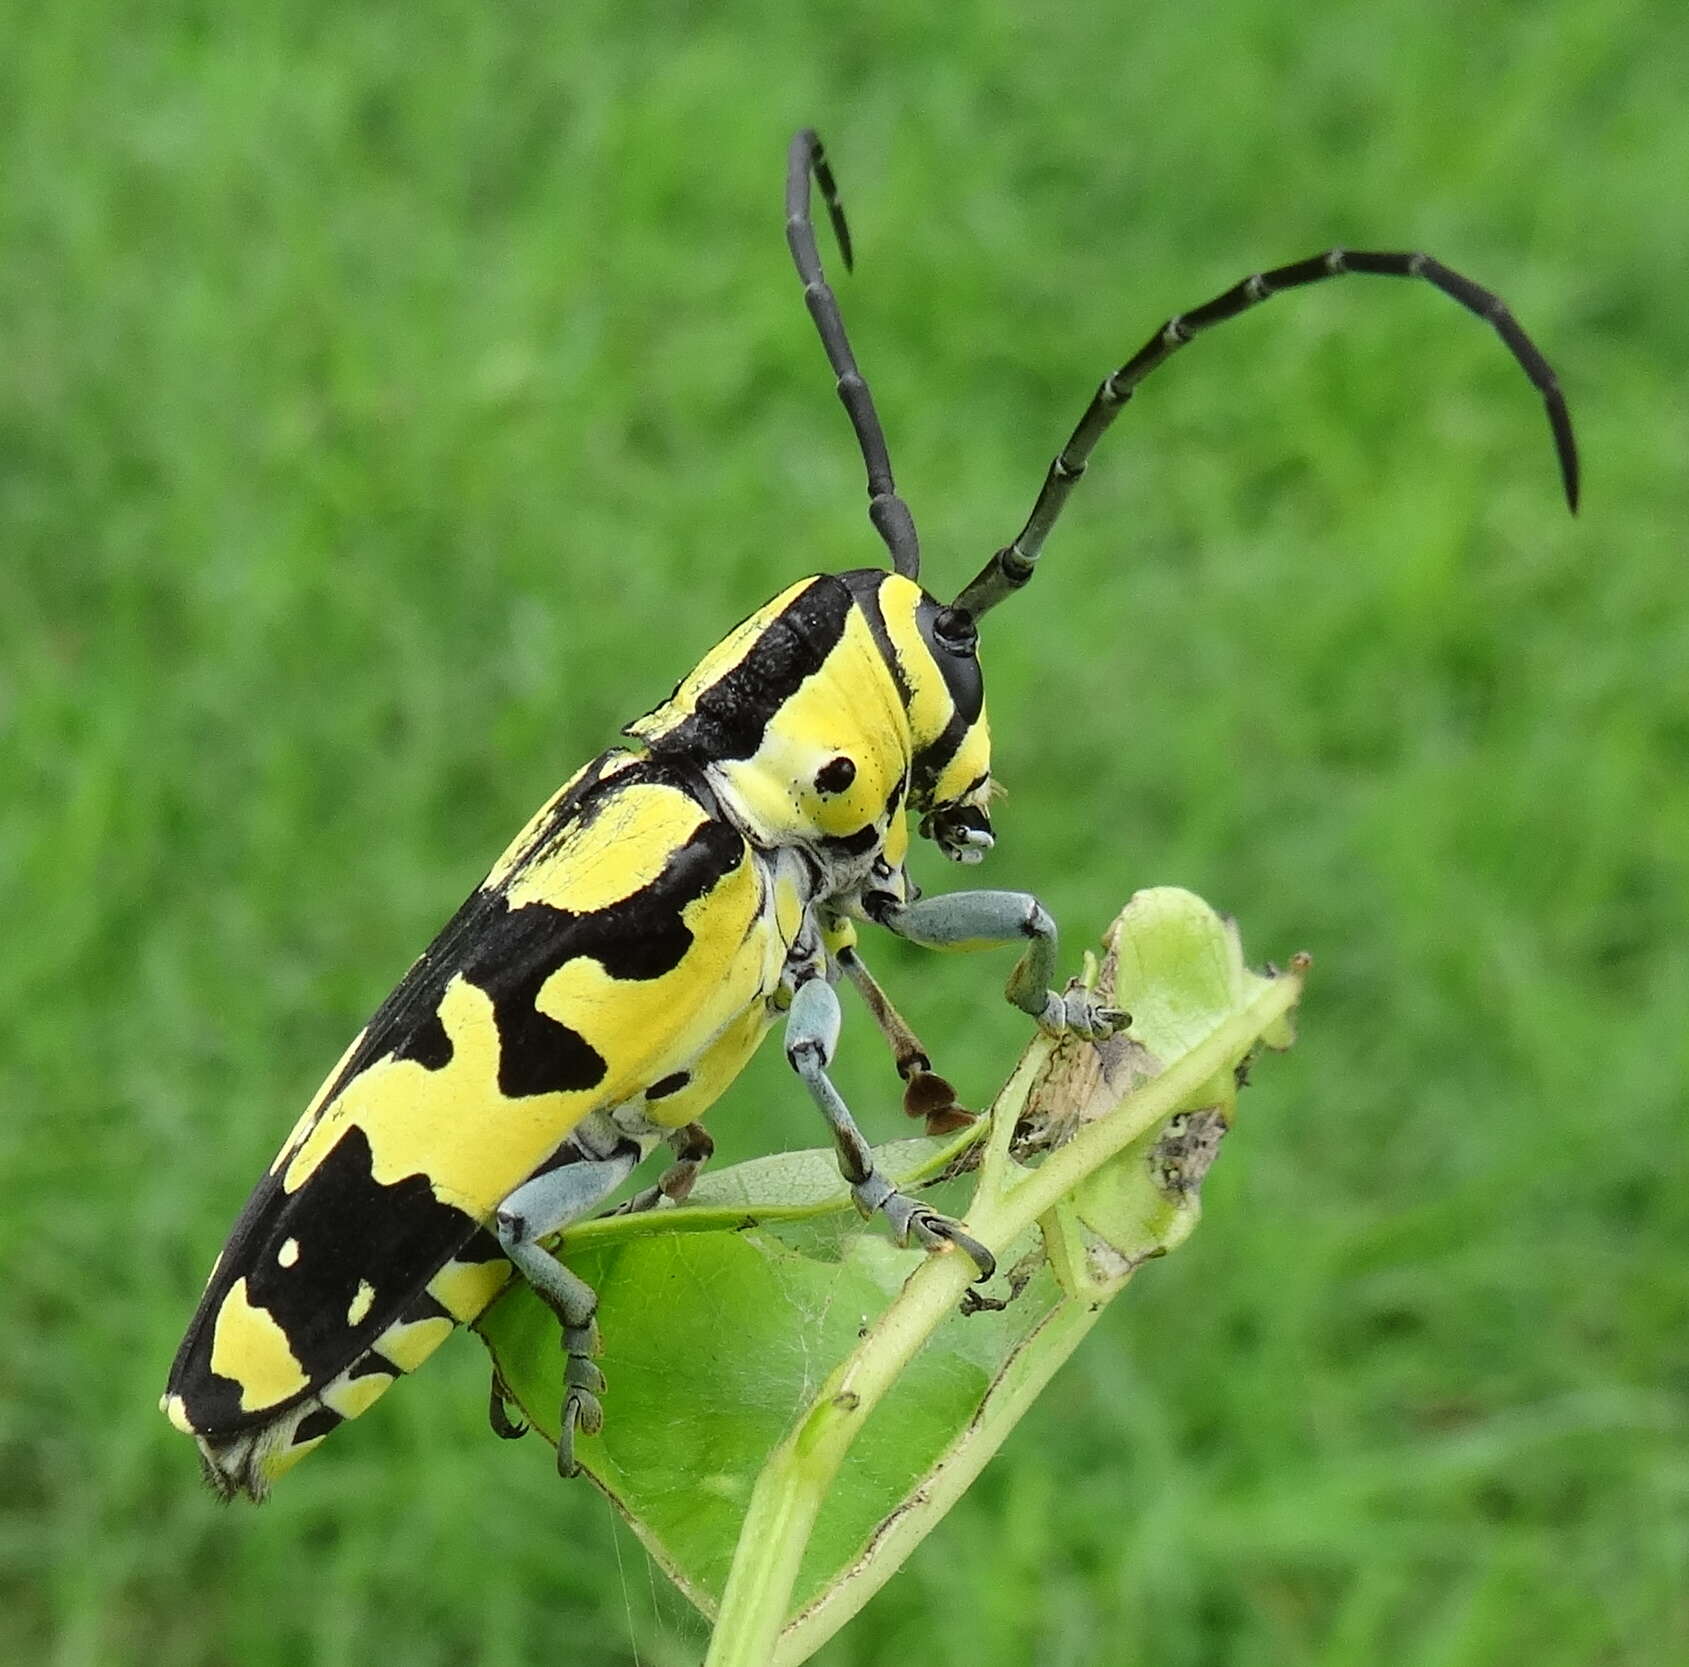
[{"x1": 4, "y1": 0, "x2": 1685, "y2": 1662}]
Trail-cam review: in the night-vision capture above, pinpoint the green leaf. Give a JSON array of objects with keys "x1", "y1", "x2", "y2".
[
  {"x1": 475, "y1": 888, "x2": 1307, "y2": 1665},
  {"x1": 1022, "y1": 886, "x2": 1301, "y2": 1289},
  {"x1": 483, "y1": 1219, "x2": 1055, "y2": 1618}
]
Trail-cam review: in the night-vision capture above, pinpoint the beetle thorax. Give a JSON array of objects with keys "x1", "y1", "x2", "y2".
[{"x1": 624, "y1": 571, "x2": 993, "y2": 889}]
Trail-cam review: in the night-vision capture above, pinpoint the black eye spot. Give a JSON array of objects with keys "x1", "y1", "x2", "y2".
[
  {"x1": 814, "y1": 756, "x2": 856, "y2": 795},
  {"x1": 647, "y1": 1071, "x2": 691, "y2": 1101}
]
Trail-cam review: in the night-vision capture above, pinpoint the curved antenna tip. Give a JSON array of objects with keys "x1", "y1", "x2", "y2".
[{"x1": 1548, "y1": 395, "x2": 1581, "y2": 515}]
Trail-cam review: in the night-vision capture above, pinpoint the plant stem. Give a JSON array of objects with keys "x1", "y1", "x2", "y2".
[
  {"x1": 703, "y1": 967, "x2": 1304, "y2": 1667},
  {"x1": 773, "y1": 1294, "x2": 1109, "y2": 1665}
]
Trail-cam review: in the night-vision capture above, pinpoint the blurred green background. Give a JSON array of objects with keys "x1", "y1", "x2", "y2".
[{"x1": 4, "y1": 0, "x2": 1685, "y2": 1662}]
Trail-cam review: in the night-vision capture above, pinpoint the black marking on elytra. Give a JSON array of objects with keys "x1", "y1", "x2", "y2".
[
  {"x1": 454, "y1": 1227, "x2": 507, "y2": 1264},
  {"x1": 301, "y1": 761, "x2": 747, "y2": 1111},
  {"x1": 815, "y1": 755, "x2": 856, "y2": 795},
  {"x1": 294, "y1": 1406, "x2": 342, "y2": 1445},
  {"x1": 493, "y1": 748, "x2": 628, "y2": 889},
  {"x1": 647, "y1": 1070, "x2": 691, "y2": 1101},
  {"x1": 641, "y1": 576, "x2": 854, "y2": 762},
  {"x1": 478, "y1": 912, "x2": 610, "y2": 1099},
  {"x1": 165, "y1": 1124, "x2": 482, "y2": 1437},
  {"x1": 346, "y1": 1353, "x2": 401, "y2": 1383},
  {"x1": 398, "y1": 1290, "x2": 454, "y2": 1327},
  {"x1": 392, "y1": 1010, "x2": 452, "y2": 1071},
  {"x1": 489, "y1": 820, "x2": 749, "y2": 1099},
  {"x1": 166, "y1": 758, "x2": 753, "y2": 1438}
]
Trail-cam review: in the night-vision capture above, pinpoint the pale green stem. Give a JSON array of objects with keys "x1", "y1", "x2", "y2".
[
  {"x1": 704, "y1": 969, "x2": 1303, "y2": 1667},
  {"x1": 773, "y1": 1293, "x2": 1109, "y2": 1664}
]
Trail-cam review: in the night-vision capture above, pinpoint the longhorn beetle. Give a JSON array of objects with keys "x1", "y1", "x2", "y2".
[{"x1": 164, "y1": 130, "x2": 1579, "y2": 1500}]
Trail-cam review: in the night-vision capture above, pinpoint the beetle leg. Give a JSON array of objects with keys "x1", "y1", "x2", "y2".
[
  {"x1": 835, "y1": 944, "x2": 973, "y2": 1134},
  {"x1": 493, "y1": 1142, "x2": 641, "y2": 1476},
  {"x1": 488, "y1": 1364, "x2": 527, "y2": 1440},
  {"x1": 611, "y1": 1121, "x2": 716, "y2": 1215},
  {"x1": 784, "y1": 975, "x2": 994, "y2": 1280},
  {"x1": 873, "y1": 890, "x2": 1130, "y2": 1041}
]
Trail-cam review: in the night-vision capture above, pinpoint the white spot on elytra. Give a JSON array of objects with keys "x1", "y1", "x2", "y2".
[{"x1": 277, "y1": 1239, "x2": 300, "y2": 1268}]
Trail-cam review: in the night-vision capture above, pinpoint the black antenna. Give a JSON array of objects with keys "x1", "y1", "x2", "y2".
[
  {"x1": 956, "y1": 248, "x2": 1580, "y2": 619},
  {"x1": 786, "y1": 130, "x2": 921, "y2": 579}
]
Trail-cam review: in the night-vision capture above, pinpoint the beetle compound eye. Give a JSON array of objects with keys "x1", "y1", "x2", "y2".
[{"x1": 814, "y1": 756, "x2": 857, "y2": 795}]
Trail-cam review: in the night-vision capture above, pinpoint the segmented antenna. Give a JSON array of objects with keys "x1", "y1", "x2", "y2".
[
  {"x1": 955, "y1": 248, "x2": 1580, "y2": 619},
  {"x1": 786, "y1": 130, "x2": 921, "y2": 579}
]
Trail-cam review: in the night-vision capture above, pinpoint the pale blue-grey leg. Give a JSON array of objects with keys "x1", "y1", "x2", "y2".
[
  {"x1": 494, "y1": 1146, "x2": 640, "y2": 1476},
  {"x1": 609, "y1": 1122, "x2": 715, "y2": 1217},
  {"x1": 784, "y1": 975, "x2": 995, "y2": 1279},
  {"x1": 874, "y1": 891, "x2": 1128, "y2": 1040}
]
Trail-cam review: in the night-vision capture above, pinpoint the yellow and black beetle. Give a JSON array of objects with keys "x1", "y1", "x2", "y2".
[{"x1": 163, "y1": 131, "x2": 1578, "y2": 1500}]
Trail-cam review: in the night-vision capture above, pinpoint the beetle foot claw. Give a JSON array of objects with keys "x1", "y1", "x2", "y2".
[
  {"x1": 556, "y1": 1389, "x2": 603, "y2": 1478},
  {"x1": 870, "y1": 1186, "x2": 996, "y2": 1281},
  {"x1": 554, "y1": 1318, "x2": 605, "y2": 1476},
  {"x1": 1038, "y1": 988, "x2": 1131, "y2": 1042},
  {"x1": 487, "y1": 1370, "x2": 528, "y2": 1440}
]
